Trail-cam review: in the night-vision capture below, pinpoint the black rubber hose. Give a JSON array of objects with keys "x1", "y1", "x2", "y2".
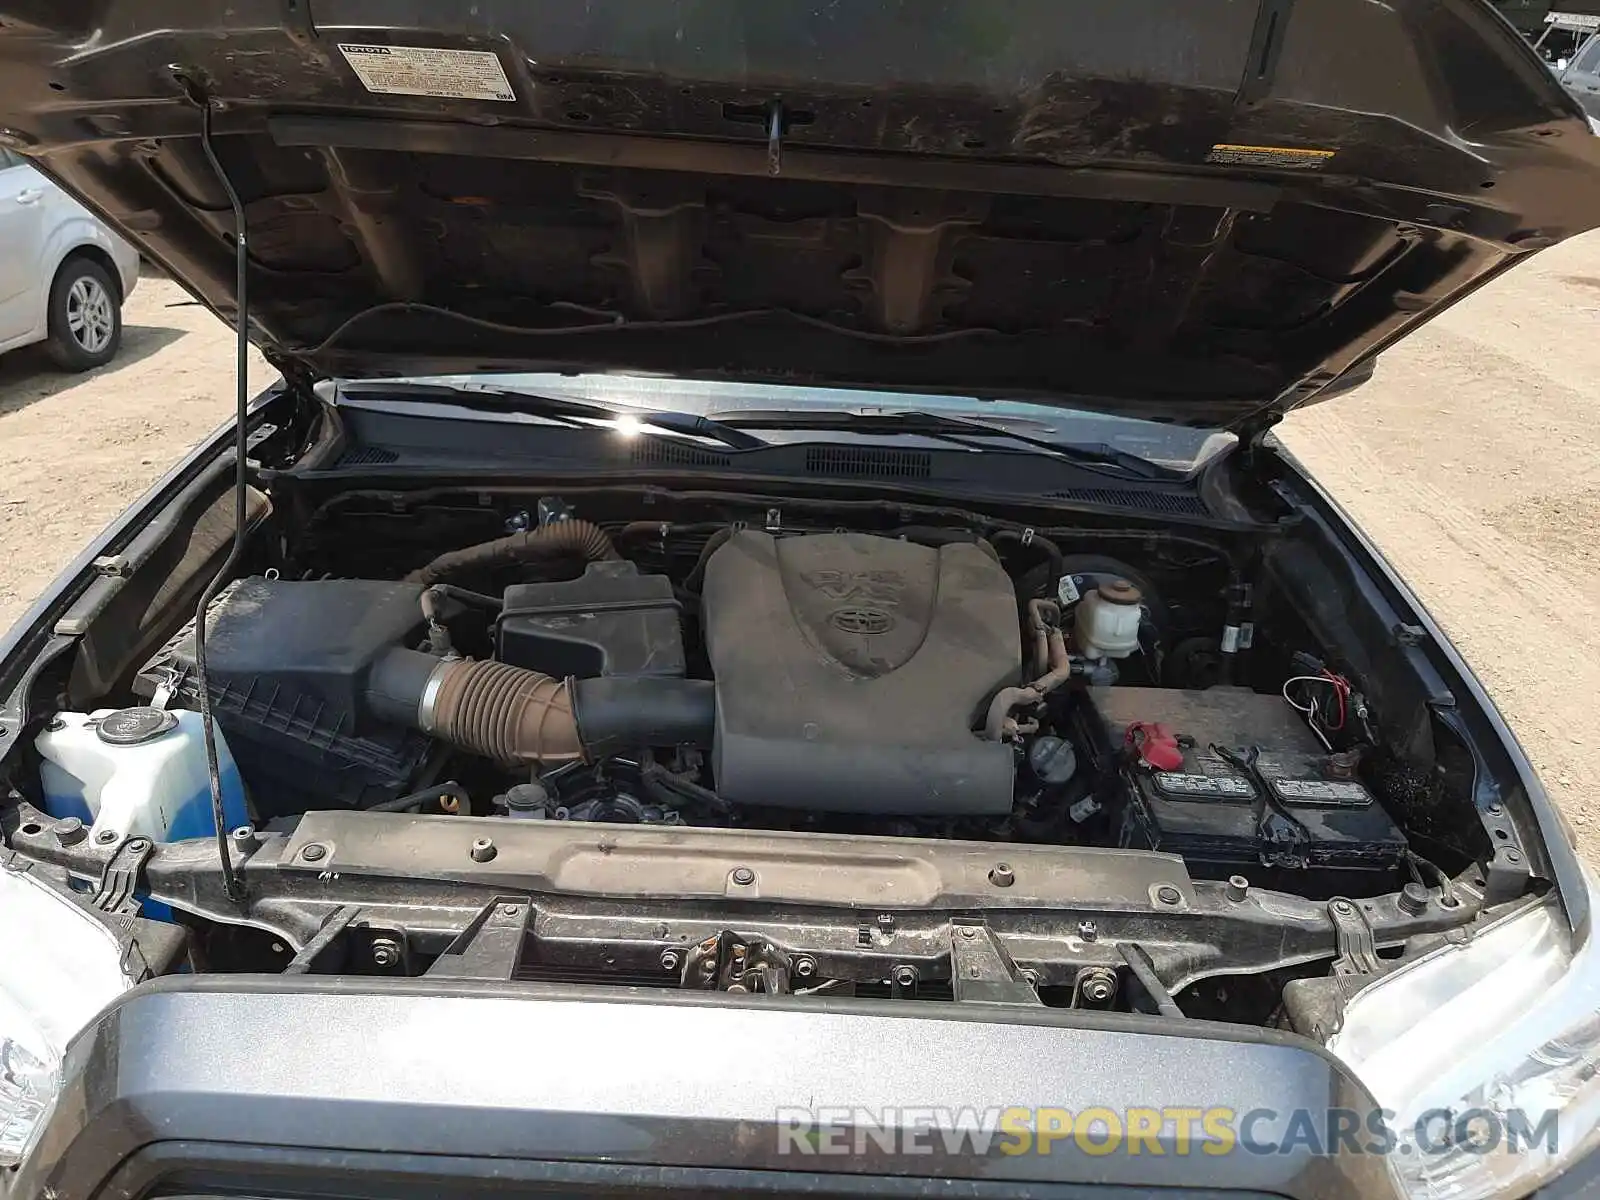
[
  {"x1": 889, "y1": 525, "x2": 981, "y2": 546},
  {"x1": 367, "y1": 780, "x2": 472, "y2": 813},
  {"x1": 572, "y1": 676, "x2": 717, "y2": 757},
  {"x1": 990, "y1": 529, "x2": 1064, "y2": 589},
  {"x1": 404, "y1": 519, "x2": 619, "y2": 585},
  {"x1": 365, "y1": 647, "x2": 441, "y2": 726},
  {"x1": 683, "y1": 526, "x2": 735, "y2": 594},
  {"x1": 639, "y1": 761, "x2": 734, "y2": 815},
  {"x1": 424, "y1": 584, "x2": 503, "y2": 612}
]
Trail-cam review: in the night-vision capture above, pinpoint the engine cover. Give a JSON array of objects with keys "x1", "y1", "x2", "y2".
[{"x1": 702, "y1": 531, "x2": 1020, "y2": 814}]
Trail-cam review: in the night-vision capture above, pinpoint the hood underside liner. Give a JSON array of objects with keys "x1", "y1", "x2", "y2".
[{"x1": 2, "y1": 0, "x2": 1599, "y2": 425}]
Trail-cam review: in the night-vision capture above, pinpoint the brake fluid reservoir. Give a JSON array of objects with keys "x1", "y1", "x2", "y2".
[
  {"x1": 35, "y1": 707, "x2": 249, "y2": 842},
  {"x1": 1073, "y1": 579, "x2": 1143, "y2": 659}
]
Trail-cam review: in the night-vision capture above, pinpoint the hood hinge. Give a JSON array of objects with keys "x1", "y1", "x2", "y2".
[
  {"x1": 1238, "y1": 411, "x2": 1284, "y2": 463},
  {"x1": 265, "y1": 346, "x2": 317, "y2": 391}
]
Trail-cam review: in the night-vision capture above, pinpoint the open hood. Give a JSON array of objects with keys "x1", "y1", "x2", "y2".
[{"x1": 3, "y1": 0, "x2": 1600, "y2": 427}]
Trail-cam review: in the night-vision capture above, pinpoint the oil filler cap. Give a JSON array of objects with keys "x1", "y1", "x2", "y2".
[{"x1": 96, "y1": 706, "x2": 178, "y2": 746}]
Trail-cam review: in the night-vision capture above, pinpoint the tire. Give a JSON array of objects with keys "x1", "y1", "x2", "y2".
[{"x1": 44, "y1": 256, "x2": 121, "y2": 371}]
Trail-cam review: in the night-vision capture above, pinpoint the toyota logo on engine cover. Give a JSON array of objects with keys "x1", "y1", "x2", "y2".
[{"x1": 830, "y1": 606, "x2": 895, "y2": 634}]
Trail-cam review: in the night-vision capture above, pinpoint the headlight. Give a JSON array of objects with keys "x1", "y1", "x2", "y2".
[
  {"x1": 1330, "y1": 871, "x2": 1600, "y2": 1199},
  {"x1": 0, "y1": 865, "x2": 134, "y2": 1167}
]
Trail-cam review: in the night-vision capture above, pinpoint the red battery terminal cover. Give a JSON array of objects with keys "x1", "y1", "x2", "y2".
[{"x1": 1124, "y1": 721, "x2": 1185, "y2": 772}]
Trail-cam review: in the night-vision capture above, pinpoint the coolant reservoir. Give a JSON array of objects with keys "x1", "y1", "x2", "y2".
[
  {"x1": 35, "y1": 707, "x2": 249, "y2": 843},
  {"x1": 1073, "y1": 579, "x2": 1143, "y2": 659}
]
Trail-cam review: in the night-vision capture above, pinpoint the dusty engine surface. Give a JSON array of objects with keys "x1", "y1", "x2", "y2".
[
  {"x1": 118, "y1": 501, "x2": 1417, "y2": 895},
  {"x1": 701, "y1": 531, "x2": 1021, "y2": 814}
]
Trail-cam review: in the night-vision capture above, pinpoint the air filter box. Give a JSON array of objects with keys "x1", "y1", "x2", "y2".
[{"x1": 136, "y1": 577, "x2": 433, "y2": 816}]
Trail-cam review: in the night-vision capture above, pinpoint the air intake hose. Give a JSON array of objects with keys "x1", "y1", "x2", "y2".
[
  {"x1": 366, "y1": 648, "x2": 714, "y2": 764},
  {"x1": 403, "y1": 519, "x2": 619, "y2": 586}
]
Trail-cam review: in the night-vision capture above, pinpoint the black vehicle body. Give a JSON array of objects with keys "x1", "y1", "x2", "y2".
[{"x1": 3, "y1": 1, "x2": 1600, "y2": 1198}]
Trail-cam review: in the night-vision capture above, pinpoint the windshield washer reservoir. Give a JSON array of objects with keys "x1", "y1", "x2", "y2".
[{"x1": 35, "y1": 708, "x2": 249, "y2": 845}]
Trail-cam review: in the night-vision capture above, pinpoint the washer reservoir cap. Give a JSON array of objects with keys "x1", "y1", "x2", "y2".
[{"x1": 96, "y1": 706, "x2": 178, "y2": 746}]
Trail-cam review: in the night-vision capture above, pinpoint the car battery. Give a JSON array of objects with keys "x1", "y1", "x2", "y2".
[{"x1": 1080, "y1": 687, "x2": 1408, "y2": 878}]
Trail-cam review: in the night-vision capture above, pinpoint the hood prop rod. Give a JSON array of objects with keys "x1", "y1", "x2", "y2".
[{"x1": 184, "y1": 85, "x2": 250, "y2": 905}]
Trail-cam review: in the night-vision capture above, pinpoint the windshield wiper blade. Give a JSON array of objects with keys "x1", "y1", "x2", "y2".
[
  {"x1": 337, "y1": 380, "x2": 768, "y2": 451},
  {"x1": 715, "y1": 410, "x2": 1181, "y2": 479}
]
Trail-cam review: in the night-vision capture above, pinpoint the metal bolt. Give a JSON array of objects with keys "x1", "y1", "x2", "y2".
[
  {"x1": 125, "y1": 837, "x2": 149, "y2": 852},
  {"x1": 371, "y1": 938, "x2": 400, "y2": 967},
  {"x1": 1332, "y1": 899, "x2": 1355, "y2": 916},
  {"x1": 1019, "y1": 968, "x2": 1040, "y2": 986},
  {"x1": 793, "y1": 955, "x2": 817, "y2": 977},
  {"x1": 731, "y1": 866, "x2": 755, "y2": 886},
  {"x1": 1077, "y1": 966, "x2": 1118, "y2": 1005},
  {"x1": 501, "y1": 904, "x2": 521, "y2": 918},
  {"x1": 1506, "y1": 849, "x2": 1522, "y2": 864},
  {"x1": 660, "y1": 949, "x2": 682, "y2": 972},
  {"x1": 300, "y1": 842, "x2": 327, "y2": 862},
  {"x1": 989, "y1": 863, "x2": 1016, "y2": 888},
  {"x1": 1326, "y1": 748, "x2": 1361, "y2": 780},
  {"x1": 961, "y1": 926, "x2": 978, "y2": 939},
  {"x1": 1399, "y1": 882, "x2": 1429, "y2": 915},
  {"x1": 52, "y1": 817, "x2": 86, "y2": 847},
  {"x1": 1156, "y1": 885, "x2": 1182, "y2": 906},
  {"x1": 1078, "y1": 919, "x2": 1098, "y2": 942},
  {"x1": 95, "y1": 827, "x2": 119, "y2": 845},
  {"x1": 45, "y1": 717, "x2": 65, "y2": 732},
  {"x1": 892, "y1": 965, "x2": 918, "y2": 988},
  {"x1": 470, "y1": 837, "x2": 497, "y2": 863},
  {"x1": 1488, "y1": 803, "x2": 1503, "y2": 816},
  {"x1": 1225, "y1": 875, "x2": 1250, "y2": 902}
]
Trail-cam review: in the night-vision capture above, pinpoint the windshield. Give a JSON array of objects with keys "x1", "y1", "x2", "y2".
[{"x1": 359, "y1": 372, "x2": 1237, "y2": 473}]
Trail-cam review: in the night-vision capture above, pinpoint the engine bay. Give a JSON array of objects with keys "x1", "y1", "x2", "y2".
[
  {"x1": 5, "y1": 474, "x2": 1522, "y2": 1025},
  {"x1": 67, "y1": 493, "x2": 1415, "y2": 885}
]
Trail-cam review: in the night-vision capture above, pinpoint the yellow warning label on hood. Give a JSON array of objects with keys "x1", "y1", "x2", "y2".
[{"x1": 1206, "y1": 143, "x2": 1336, "y2": 169}]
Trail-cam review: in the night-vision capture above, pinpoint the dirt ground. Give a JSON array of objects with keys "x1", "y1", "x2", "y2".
[
  {"x1": 1279, "y1": 230, "x2": 1600, "y2": 866},
  {"x1": 1, "y1": 246, "x2": 1598, "y2": 864},
  {"x1": 0, "y1": 264, "x2": 272, "y2": 624}
]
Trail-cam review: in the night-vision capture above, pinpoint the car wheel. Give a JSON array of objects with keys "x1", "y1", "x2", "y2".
[{"x1": 44, "y1": 257, "x2": 121, "y2": 371}]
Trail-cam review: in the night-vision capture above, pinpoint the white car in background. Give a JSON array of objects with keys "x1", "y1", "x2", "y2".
[{"x1": 0, "y1": 148, "x2": 139, "y2": 371}]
